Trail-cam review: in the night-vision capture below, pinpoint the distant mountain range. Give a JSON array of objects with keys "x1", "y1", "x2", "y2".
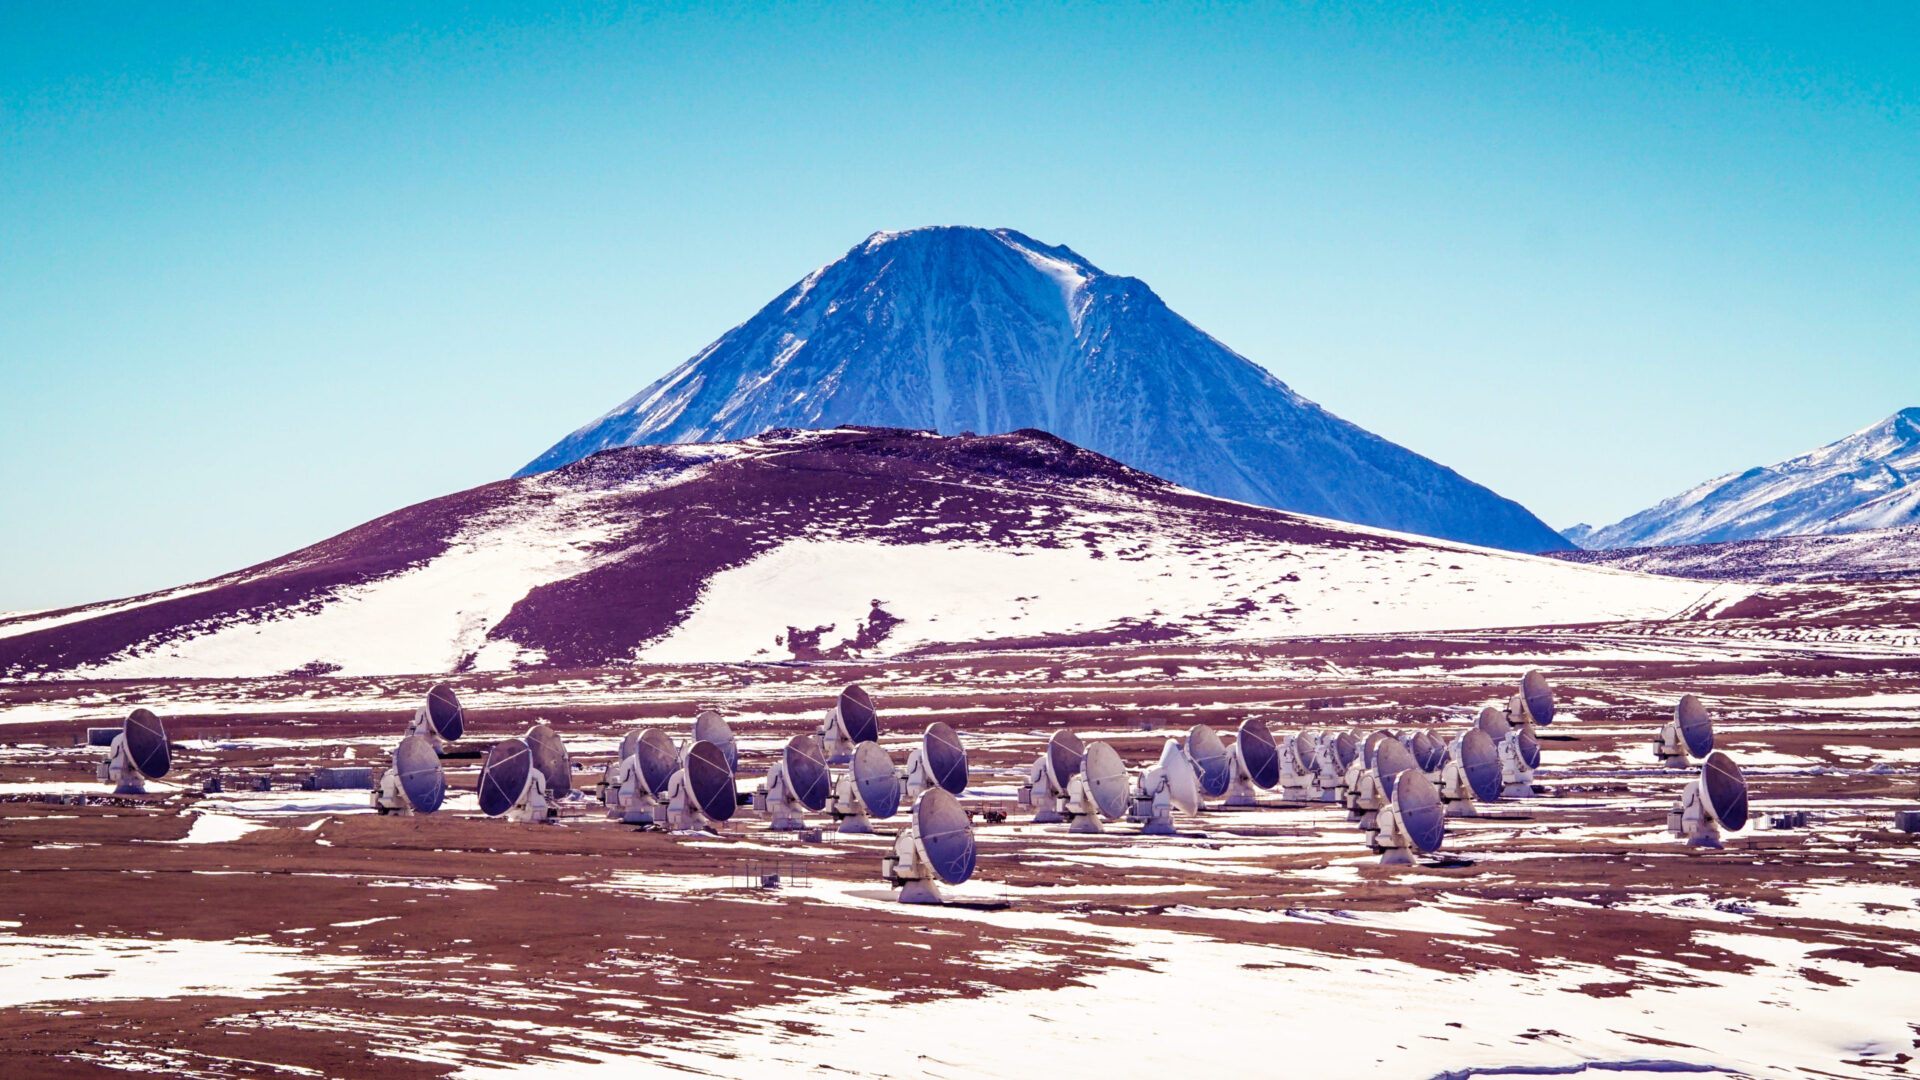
[
  {"x1": 520, "y1": 226, "x2": 1567, "y2": 553},
  {"x1": 1548, "y1": 525, "x2": 1920, "y2": 583},
  {"x1": 0, "y1": 429, "x2": 1716, "y2": 679},
  {"x1": 1566, "y1": 408, "x2": 1920, "y2": 549}
]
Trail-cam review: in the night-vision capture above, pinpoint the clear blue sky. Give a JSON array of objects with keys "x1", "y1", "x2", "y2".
[{"x1": 4, "y1": 2, "x2": 1916, "y2": 611}]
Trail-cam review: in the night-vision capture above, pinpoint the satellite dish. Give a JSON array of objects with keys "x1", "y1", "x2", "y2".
[
  {"x1": 525, "y1": 722, "x2": 572, "y2": 800},
  {"x1": 1517, "y1": 726, "x2": 1541, "y2": 771},
  {"x1": 1289, "y1": 731, "x2": 1317, "y2": 775},
  {"x1": 1672, "y1": 751, "x2": 1748, "y2": 847},
  {"x1": 692, "y1": 710, "x2": 738, "y2": 773},
  {"x1": 376, "y1": 734, "x2": 446, "y2": 814},
  {"x1": 664, "y1": 739, "x2": 736, "y2": 831},
  {"x1": 1361, "y1": 729, "x2": 1400, "y2": 770},
  {"x1": 1276, "y1": 729, "x2": 1318, "y2": 800},
  {"x1": 1046, "y1": 730, "x2": 1087, "y2": 790},
  {"x1": 125, "y1": 708, "x2": 171, "y2": 779},
  {"x1": 784, "y1": 734, "x2": 832, "y2": 812},
  {"x1": 1519, "y1": 670, "x2": 1555, "y2": 726},
  {"x1": 100, "y1": 708, "x2": 171, "y2": 794},
  {"x1": 478, "y1": 739, "x2": 534, "y2": 818},
  {"x1": 852, "y1": 741, "x2": 902, "y2": 820},
  {"x1": 1373, "y1": 739, "x2": 1419, "y2": 801},
  {"x1": 1062, "y1": 740, "x2": 1130, "y2": 832},
  {"x1": 619, "y1": 727, "x2": 642, "y2": 766},
  {"x1": 921, "y1": 722, "x2": 969, "y2": 796},
  {"x1": 1223, "y1": 718, "x2": 1280, "y2": 805},
  {"x1": 634, "y1": 729, "x2": 679, "y2": 797},
  {"x1": 1375, "y1": 768, "x2": 1446, "y2": 865},
  {"x1": 1476, "y1": 707, "x2": 1511, "y2": 742},
  {"x1": 1405, "y1": 729, "x2": 1447, "y2": 774},
  {"x1": 1186, "y1": 724, "x2": 1233, "y2": 798},
  {"x1": 886, "y1": 789, "x2": 977, "y2": 903},
  {"x1": 839, "y1": 685, "x2": 878, "y2": 743},
  {"x1": 756, "y1": 733, "x2": 829, "y2": 830},
  {"x1": 1159, "y1": 738, "x2": 1202, "y2": 814},
  {"x1": 424, "y1": 684, "x2": 465, "y2": 742},
  {"x1": 1659, "y1": 694, "x2": 1716, "y2": 766},
  {"x1": 1329, "y1": 731, "x2": 1358, "y2": 771},
  {"x1": 1459, "y1": 729, "x2": 1504, "y2": 803}
]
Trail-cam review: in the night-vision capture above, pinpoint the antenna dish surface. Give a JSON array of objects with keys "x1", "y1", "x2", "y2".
[
  {"x1": 1373, "y1": 739, "x2": 1418, "y2": 799},
  {"x1": 1459, "y1": 729, "x2": 1503, "y2": 802},
  {"x1": 1517, "y1": 726, "x2": 1541, "y2": 770},
  {"x1": 124, "y1": 708, "x2": 171, "y2": 780},
  {"x1": 1236, "y1": 718, "x2": 1281, "y2": 789},
  {"x1": 619, "y1": 727, "x2": 642, "y2": 765},
  {"x1": 1289, "y1": 731, "x2": 1316, "y2": 774},
  {"x1": 1082, "y1": 741, "x2": 1131, "y2": 819},
  {"x1": 1701, "y1": 751, "x2": 1748, "y2": 831},
  {"x1": 1407, "y1": 729, "x2": 1446, "y2": 772},
  {"x1": 851, "y1": 741, "x2": 901, "y2": 819},
  {"x1": 425, "y1": 683, "x2": 465, "y2": 742},
  {"x1": 838, "y1": 685, "x2": 879, "y2": 745},
  {"x1": 478, "y1": 739, "x2": 532, "y2": 817},
  {"x1": 1477, "y1": 706, "x2": 1511, "y2": 741},
  {"x1": 525, "y1": 722, "x2": 571, "y2": 799},
  {"x1": 692, "y1": 710, "x2": 737, "y2": 772},
  {"x1": 393, "y1": 734, "x2": 446, "y2": 813},
  {"x1": 1158, "y1": 739, "x2": 1202, "y2": 814},
  {"x1": 1677, "y1": 695, "x2": 1714, "y2": 758},
  {"x1": 685, "y1": 740, "x2": 736, "y2": 822},
  {"x1": 1394, "y1": 769, "x2": 1447, "y2": 853},
  {"x1": 923, "y1": 722, "x2": 969, "y2": 795},
  {"x1": 1187, "y1": 724, "x2": 1232, "y2": 797},
  {"x1": 915, "y1": 789, "x2": 976, "y2": 885},
  {"x1": 1046, "y1": 730, "x2": 1087, "y2": 789},
  {"x1": 1521, "y1": 670, "x2": 1555, "y2": 726},
  {"x1": 783, "y1": 734, "x2": 831, "y2": 811},
  {"x1": 635, "y1": 729, "x2": 679, "y2": 796},
  {"x1": 1330, "y1": 731, "x2": 1358, "y2": 771}
]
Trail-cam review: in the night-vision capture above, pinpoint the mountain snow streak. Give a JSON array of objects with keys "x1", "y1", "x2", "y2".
[
  {"x1": 519, "y1": 227, "x2": 1565, "y2": 553},
  {"x1": 1575, "y1": 408, "x2": 1920, "y2": 549}
]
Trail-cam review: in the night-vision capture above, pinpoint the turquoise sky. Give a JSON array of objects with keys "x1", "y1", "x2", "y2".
[{"x1": 4, "y1": 2, "x2": 1916, "y2": 610}]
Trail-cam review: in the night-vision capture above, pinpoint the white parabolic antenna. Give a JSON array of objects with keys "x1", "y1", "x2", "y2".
[
  {"x1": 374, "y1": 733, "x2": 446, "y2": 814},
  {"x1": 829, "y1": 740, "x2": 901, "y2": 833},
  {"x1": 525, "y1": 722, "x2": 572, "y2": 800},
  {"x1": 692, "y1": 710, "x2": 738, "y2": 773},
  {"x1": 1062, "y1": 740, "x2": 1130, "y2": 834},
  {"x1": 1023, "y1": 729, "x2": 1085, "y2": 824},
  {"x1": 407, "y1": 683, "x2": 466, "y2": 750},
  {"x1": 1671, "y1": 750, "x2": 1748, "y2": 848},
  {"x1": 1129, "y1": 738, "x2": 1201, "y2": 835},
  {"x1": 904, "y1": 721, "x2": 969, "y2": 799},
  {"x1": 1374, "y1": 768, "x2": 1446, "y2": 866},
  {"x1": 1518, "y1": 670, "x2": 1555, "y2": 726},
  {"x1": 821, "y1": 684, "x2": 879, "y2": 764},
  {"x1": 886, "y1": 788, "x2": 977, "y2": 904},
  {"x1": 1186, "y1": 724, "x2": 1233, "y2": 799},
  {"x1": 666, "y1": 739, "x2": 737, "y2": 832},
  {"x1": 100, "y1": 708, "x2": 171, "y2": 794},
  {"x1": 1223, "y1": 718, "x2": 1281, "y2": 806},
  {"x1": 758, "y1": 733, "x2": 831, "y2": 830},
  {"x1": 1658, "y1": 694, "x2": 1716, "y2": 767},
  {"x1": 479, "y1": 738, "x2": 553, "y2": 823}
]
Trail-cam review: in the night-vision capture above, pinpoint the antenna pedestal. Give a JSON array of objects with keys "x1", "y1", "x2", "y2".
[
  {"x1": 1222, "y1": 776, "x2": 1259, "y2": 807},
  {"x1": 1378, "y1": 847, "x2": 1415, "y2": 866},
  {"x1": 103, "y1": 736, "x2": 146, "y2": 795},
  {"x1": 506, "y1": 771, "x2": 556, "y2": 824},
  {"x1": 372, "y1": 770, "x2": 409, "y2": 814}
]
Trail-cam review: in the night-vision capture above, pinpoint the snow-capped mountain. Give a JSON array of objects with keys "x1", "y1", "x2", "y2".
[
  {"x1": 1577, "y1": 408, "x2": 1920, "y2": 549},
  {"x1": 1548, "y1": 525, "x2": 1920, "y2": 583},
  {"x1": 1, "y1": 428, "x2": 1721, "y2": 679},
  {"x1": 520, "y1": 227, "x2": 1566, "y2": 553}
]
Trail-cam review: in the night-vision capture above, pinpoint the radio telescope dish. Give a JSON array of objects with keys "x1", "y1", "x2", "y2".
[
  {"x1": 525, "y1": 722, "x2": 571, "y2": 799},
  {"x1": 634, "y1": 728, "x2": 679, "y2": 796},
  {"x1": 1373, "y1": 739, "x2": 1419, "y2": 800},
  {"x1": 1187, "y1": 724, "x2": 1233, "y2": 798},
  {"x1": 922, "y1": 722, "x2": 969, "y2": 796},
  {"x1": 1329, "y1": 731, "x2": 1358, "y2": 771},
  {"x1": 425, "y1": 684, "x2": 465, "y2": 742},
  {"x1": 1519, "y1": 670, "x2": 1555, "y2": 726},
  {"x1": 839, "y1": 685, "x2": 879, "y2": 744},
  {"x1": 1159, "y1": 739, "x2": 1202, "y2": 815},
  {"x1": 784, "y1": 734, "x2": 831, "y2": 812},
  {"x1": 1517, "y1": 726, "x2": 1541, "y2": 771},
  {"x1": 1476, "y1": 706, "x2": 1511, "y2": 742},
  {"x1": 852, "y1": 741, "x2": 902, "y2": 820},
  {"x1": 125, "y1": 708, "x2": 171, "y2": 780},
  {"x1": 390, "y1": 734, "x2": 446, "y2": 813},
  {"x1": 1232, "y1": 718, "x2": 1281, "y2": 792},
  {"x1": 478, "y1": 739, "x2": 533, "y2": 818},
  {"x1": 692, "y1": 710, "x2": 737, "y2": 773},
  {"x1": 619, "y1": 727, "x2": 642, "y2": 766},
  {"x1": 1677, "y1": 695, "x2": 1715, "y2": 759},
  {"x1": 887, "y1": 789, "x2": 978, "y2": 902},
  {"x1": 684, "y1": 740, "x2": 736, "y2": 823},
  {"x1": 1045, "y1": 730, "x2": 1087, "y2": 790},
  {"x1": 1701, "y1": 752, "x2": 1748, "y2": 832},
  {"x1": 1084, "y1": 741, "x2": 1131, "y2": 820},
  {"x1": 1289, "y1": 730, "x2": 1317, "y2": 775},
  {"x1": 1459, "y1": 729, "x2": 1503, "y2": 802},
  {"x1": 1391, "y1": 769, "x2": 1446, "y2": 857},
  {"x1": 1406, "y1": 729, "x2": 1446, "y2": 774}
]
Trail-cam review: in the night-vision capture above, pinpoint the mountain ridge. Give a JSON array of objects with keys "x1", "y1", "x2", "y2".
[
  {"x1": 1577, "y1": 408, "x2": 1920, "y2": 549},
  {"x1": 519, "y1": 226, "x2": 1567, "y2": 553}
]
